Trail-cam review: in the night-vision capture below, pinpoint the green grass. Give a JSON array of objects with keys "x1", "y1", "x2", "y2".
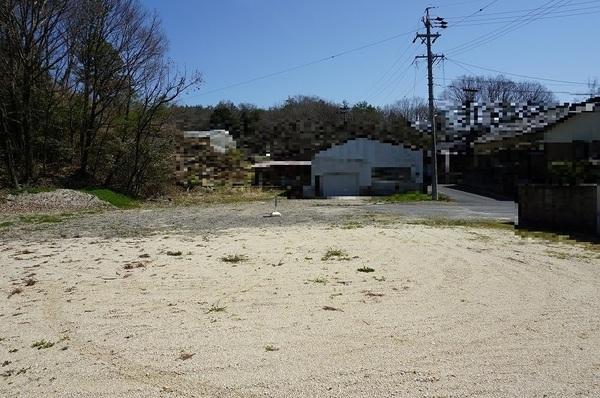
[
  {"x1": 31, "y1": 340, "x2": 54, "y2": 350},
  {"x1": 81, "y1": 188, "x2": 138, "y2": 209},
  {"x1": 0, "y1": 221, "x2": 14, "y2": 229},
  {"x1": 375, "y1": 191, "x2": 451, "y2": 203},
  {"x1": 172, "y1": 186, "x2": 284, "y2": 206},
  {"x1": 18, "y1": 214, "x2": 70, "y2": 224}
]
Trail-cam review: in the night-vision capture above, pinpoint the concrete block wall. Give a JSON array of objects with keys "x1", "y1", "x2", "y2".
[{"x1": 518, "y1": 184, "x2": 600, "y2": 235}]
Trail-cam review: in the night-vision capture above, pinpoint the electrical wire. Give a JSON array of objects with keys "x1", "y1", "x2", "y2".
[
  {"x1": 449, "y1": 0, "x2": 500, "y2": 26},
  {"x1": 444, "y1": 0, "x2": 599, "y2": 19},
  {"x1": 364, "y1": 41, "x2": 417, "y2": 100},
  {"x1": 446, "y1": 58, "x2": 590, "y2": 86},
  {"x1": 185, "y1": 27, "x2": 420, "y2": 99},
  {"x1": 446, "y1": 0, "x2": 573, "y2": 56}
]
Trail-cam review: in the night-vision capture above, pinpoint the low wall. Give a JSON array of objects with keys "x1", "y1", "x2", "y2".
[{"x1": 518, "y1": 184, "x2": 600, "y2": 235}]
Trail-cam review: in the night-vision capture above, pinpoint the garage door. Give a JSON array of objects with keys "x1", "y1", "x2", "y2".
[{"x1": 322, "y1": 173, "x2": 359, "y2": 197}]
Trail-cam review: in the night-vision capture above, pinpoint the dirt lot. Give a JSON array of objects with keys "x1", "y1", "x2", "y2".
[{"x1": 1, "y1": 202, "x2": 599, "y2": 397}]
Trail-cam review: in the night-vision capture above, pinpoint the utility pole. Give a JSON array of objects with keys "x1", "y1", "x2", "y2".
[{"x1": 414, "y1": 7, "x2": 446, "y2": 200}]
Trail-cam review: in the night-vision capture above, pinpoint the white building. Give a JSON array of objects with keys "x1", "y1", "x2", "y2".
[{"x1": 305, "y1": 138, "x2": 423, "y2": 197}]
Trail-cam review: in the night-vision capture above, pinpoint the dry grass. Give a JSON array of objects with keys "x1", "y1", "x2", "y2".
[
  {"x1": 221, "y1": 254, "x2": 248, "y2": 264},
  {"x1": 321, "y1": 248, "x2": 350, "y2": 261},
  {"x1": 170, "y1": 186, "x2": 283, "y2": 206},
  {"x1": 7, "y1": 287, "x2": 23, "y2": 298}
]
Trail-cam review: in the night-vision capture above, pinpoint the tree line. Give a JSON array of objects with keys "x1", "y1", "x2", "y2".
[{"x1": 0, "y1": 0, "x2": 200, "y2": 194}]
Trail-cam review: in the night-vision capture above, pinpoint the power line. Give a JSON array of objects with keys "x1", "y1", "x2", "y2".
[
  {"x1": 364, "y1": 42, "x2": 417, "y2": 101},
  {"x1": 446, "y1": 58, "x2": 590, "y2": 86},
  {"x1": 185, "y1": 27, "x2": 420, "y2": 99},
  {"x1": 444, "y1": 0, "x2": 599, "y2": 19},
  {"x1": 445, "y1": 0, "x2": 572, "y2": 56},
  {"x1": 448, "y1": 9, "x2": 600, "y2": 27},
  {"x1": 450, "y1": 0, "x2": 500, "y2": 26},
  {"x1": 448, "y1": 4, "x2": 600, "y2": 25}
]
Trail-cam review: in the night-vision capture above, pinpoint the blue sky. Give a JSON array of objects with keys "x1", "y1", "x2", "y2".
[{"x1": 141, "y1": 0, "x2": 598, "y2": 107}]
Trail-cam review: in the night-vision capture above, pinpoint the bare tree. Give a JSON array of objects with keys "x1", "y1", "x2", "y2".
[
  {"x1": 442, "y1": 75, "x2": 556, "y2": 104},
  {"x1": 588, "y1": 78, "x2": 600, "y2": 98},
  {"x1": 383, "y1": 97, "x2": 429, "y2": 122}
]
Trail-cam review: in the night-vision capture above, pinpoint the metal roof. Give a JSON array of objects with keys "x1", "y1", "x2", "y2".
[{"x1": 251, "y1": 161, "x2": 312, "y2": 168}]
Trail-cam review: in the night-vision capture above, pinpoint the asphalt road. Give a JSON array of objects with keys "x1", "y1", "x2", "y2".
[{"x1": 370, "y1": 185, "x2": 517, "y2": 222}]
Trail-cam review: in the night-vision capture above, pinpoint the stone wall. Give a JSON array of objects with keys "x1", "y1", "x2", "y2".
[{"x1": 518, "y1": 184, "x2": 600, "y2": 235}]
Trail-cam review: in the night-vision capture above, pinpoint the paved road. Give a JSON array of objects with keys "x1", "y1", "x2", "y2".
[{"x1": 370, "y1": 185, "x2": 517, "y2": 222}]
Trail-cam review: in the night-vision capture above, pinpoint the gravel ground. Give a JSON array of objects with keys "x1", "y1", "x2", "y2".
[
  {"x1": 0, "y1": 193, "x2": 522, "y2": 243},
  {"x1": 0, "y1": 189, "x2": 112, "y2": 214},
  {"x1": 1, "y1": 221, "x2": 599, "y2": 397},
  {"x1": 0, "y1": 199, "x2": 398, "y2": 241}
]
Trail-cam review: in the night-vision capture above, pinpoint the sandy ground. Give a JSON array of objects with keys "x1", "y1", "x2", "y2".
[{"x1": 1, "y1": 219, "x2": 599, "y2": 397}]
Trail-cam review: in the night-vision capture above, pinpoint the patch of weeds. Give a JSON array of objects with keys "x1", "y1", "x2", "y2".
[
  {"x1": 264, "y1": 345, "x2": 280, "y2": 352},
  {"x1": 23, "y1": 278, "x2": 37, "y2": 286},
  {"x1": 1, "y1": 360, "x2": 10, "y2": 367},
  {"x1": 546, "y1": 250, "x2": 570, "y2": 260},
  {"x1": 171, "y1": 186, "x2": 283, "y2": 206},
  {"x1": 19, "y1": 214, "x2": 68, "y2": 224},
  {"x1": 364, "y1": 291, "x2": 384, "y2": 297},
  {"x1": 123, "y1": 261, "x2": 147, "y2": 270},
  {"x1": 80, "y1": 188, "x2": 139, "y2": 209},
  {"x1": 31, "y1": 339, "x2": 54, "y2": 349},
  {"x1": 307, "y1": 276, "x2": 328, "y2": 285},
  {"x1": 373, "y1": 276, "x2": 386, "y2": 282},
  {"x1": 0, "y1": 221, "x2": 14, "y2": 229},
  {"x1": 221, "y1": 254, "x2": 248, "y2": 263},
  {"x1": 357, "y1": 266, "x2": 375, "y2": 273},
  {"x1": 516, "y1": 230, "x2": 571, "y2": 244},
  {"x1": 206, "y1": 302, "x2": 227, "y2": 313},
  {"x1": 340, "y1": 221, "x2": 364, "y2": 229},
  {"x1": 321, "y1": 248, "x2": 350, "y2": 261},
  {"x1": 374, "y1": 191, "x2": 451, "y2": 203},
  {"x1": 166, "y1": 250, "x2": 182, "y2": 256},
  {"x1": 1, "y1": 369, "x2": 14, "y2": 378},
  {"x1": 178, "y1": 351, "x2": 195, "y2": 360},
  {"x1": 469, "y1": 232, "x2": 493, "y2": 242},
  {"x1": 7, "y1": 287, "x2": 23, "y2": 298},
  {"x1": 408, "y1": 218, "x2": 513, "y2": 230}
]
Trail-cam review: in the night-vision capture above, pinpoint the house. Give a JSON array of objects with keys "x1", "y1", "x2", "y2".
[
  {"x1": 475, "y1": 98, "x2": 600, "y2": 197},
  {"x1": 305, "y1": 138, "x2": 423, "y2": 197}
]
